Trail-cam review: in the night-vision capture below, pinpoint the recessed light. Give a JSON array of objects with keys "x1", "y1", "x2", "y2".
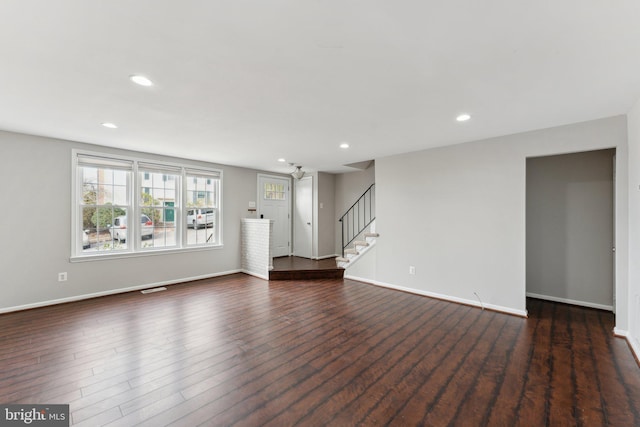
[
  {"x1": 277, "y1": 158, "x2": 286, "y2": 162},
  {"x1": 340, "y1": 143, "x2": 350, "y2": 149},
  {"x1": 101, "y1": 122, "x2": 118, "y2": 129},
  {"x1": 130, "y1": 75, "x2": 154, "y2": 87},
  {"x1": 456, "y1": 113, "x2": 471, "y2": 122}
]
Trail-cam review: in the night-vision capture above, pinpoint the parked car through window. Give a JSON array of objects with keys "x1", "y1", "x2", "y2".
[{"x1": 108, "y1": 215, "x2": 154, "y2": 242}]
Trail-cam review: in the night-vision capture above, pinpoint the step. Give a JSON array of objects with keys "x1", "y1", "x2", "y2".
[
  {"x1": 364, "y1": 232, "x2": 380, "y2": 238},
  {"x1": 344, "y1": 248, "x2": 360, "y2": 255},
  {"x1": 335, "y1": 257, "x2": 350, "y2": 263},
  {"x1": 353, "y1": 241, "x2": 370, "y2": 247},
  {"x1": 269, "y1": 268, "x2": 344, "y2": 280}
]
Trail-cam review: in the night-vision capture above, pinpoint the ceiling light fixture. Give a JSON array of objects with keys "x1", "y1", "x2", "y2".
[
  {"x1": 278, "y1": 158, "x2": 286, "y2": 163},
  {"x1": 101, "y1": 122, "x2": 118, "y2": 129},
  {"x1": 340, "y1": 143, "x2": 350, "y2": 149},
  {"x1": 130, "y1": 75, "x2": 154, "y2": 87},
  {"x1": 290, "y1": 164, "x2": 305, "y2": 180},
  {"x1": 456, "y1": 113, "x2": 471, "y2": 122}
]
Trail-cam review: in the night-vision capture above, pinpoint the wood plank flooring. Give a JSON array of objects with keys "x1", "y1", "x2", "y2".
[
  {"x1": 269, "y1": 256, "x2": 344, "y2": 280},
  {"x1": 1, "y1": 274, "x2": 639, "y2": 426}
]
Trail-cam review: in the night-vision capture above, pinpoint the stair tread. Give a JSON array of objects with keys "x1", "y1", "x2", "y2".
[
  {"x1": 344, "y1": 248, "x2": 359, "y2": 255},
  {"x1": 365, "y1": 232, "x2": 380, "y2": 237},
  {"x1": 354, "y1": 241, "x2": 370, "y2": 247},
  {"x1": 335, "y1": 257, "x2": 350, "y2": 262}
]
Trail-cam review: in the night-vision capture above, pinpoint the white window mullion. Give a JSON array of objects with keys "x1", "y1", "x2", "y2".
[{"x1": 132, "y1": 161, "x2": 140, "y2": 252}]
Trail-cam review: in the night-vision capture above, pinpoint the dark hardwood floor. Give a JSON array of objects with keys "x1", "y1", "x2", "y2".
[{"x1": 1, "y1": 274, "x2": 639, "y2": 426}]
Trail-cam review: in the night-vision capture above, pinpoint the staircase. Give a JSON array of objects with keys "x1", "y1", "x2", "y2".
[
  {"x1": 336, "y1": 184, "x2": 378, "y2": 268},
  {"x1": 336, "y1": 227, "x2": 379, "y2": 268}
]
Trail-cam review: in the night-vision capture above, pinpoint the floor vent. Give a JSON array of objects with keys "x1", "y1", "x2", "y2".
[{"x1": 140, "y1": 287, "x2": 167, "y2": 294}]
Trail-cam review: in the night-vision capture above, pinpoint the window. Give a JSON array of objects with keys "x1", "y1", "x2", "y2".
[
  {"x1": 185, "y1": 169, "x2": 220, "y2": 246},
  {"x1": 264, "y1": 182, "x2": 286, "y2": 200},
  {"x1": 138, "y1": 163, "x2": 181, "y2": 250},
  {"x1": 77, "y1": 154, "x2": 132, "y2": 253},
  {"x1": 73, "y1": 151, "x2": 222, "y2": 258}
]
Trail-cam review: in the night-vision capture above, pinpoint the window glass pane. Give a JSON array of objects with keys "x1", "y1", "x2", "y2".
[
  {"x1": 139, "y1": 170, "x2": 179, "y2": 250},
  {"x1": 97, "y1": 185, "x2": 112, "y2": 204},
  {"x1": 113, "y1": 170, "x2": 128, "y2": 186},
  {"x1": 187, "y1": 215, "x2": 216, "y2": 245},
  {"x1": 186, "y1": 173, "x2": 219, "y2": 246},
  {"x1": 143, "y1": 222, "x2": 177, "y2": 249},
  {"x1": 264, "y1": 182, "x2": 286, "y2": 200},
  {"x1": 98, "y1": 207, "x2": 128, "y2": 251},
  {"x1": 78, "y1": 162, "x2": 130, "y2": 255},
  {"x1": 113, "y1": 185, "x2": 127, "y2": 205}
]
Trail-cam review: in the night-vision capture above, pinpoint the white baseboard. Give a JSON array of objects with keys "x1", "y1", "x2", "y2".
[
  {"x1": 628, "y1": 336, "x2": 640, "y2": 363},
  {"x1": 241, "y1": 269, "x2": 269, "y2": 280},
  {"x1": 0, "y1": 269, "x2": 243, "y2": 314},
  {"x1": 613, "y1": 327, "x2": 628, "y2": 337},
  {"x1": 613, "y1": 328, "x2": 640, "y2": 363},
  {"x1": 526, "y1": 292, "x2": 613, "y2": 311},
  {"x1": 313, "y1": 254, "x2": 339, "y2": 260},
  {"x1": 345, "y1": 275, "x2": 527, "y2": 318}
]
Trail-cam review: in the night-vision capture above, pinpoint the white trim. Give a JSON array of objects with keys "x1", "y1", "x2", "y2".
[
  {"x1": 345, "y1": 275, "x2": 528, "y2": 317},
  {"x1": 613, "y1": 327, "x2": 628, "y2": 337},
  {"x1": 628, "y1": 336, "x2": 640, "y2": 362},
  {"x1": 241, "y1": 269, "x2": 269, "y2": 281},
  {"x1": 71, "y1": 243, "x2": 224, "y2": 262},
  {"x1": 342, "y1": 239, "x2": 377, "y2": 268},
  {"x1": 526, "y1": 292, "x2": 613, "y2": 311},
  {"x1": 257, "y1": 173, "x2": 292, "y2": 257},
  {"x1": 0, "y1": 269, "x2": 242, "y2": 314},
  {"x1": 614, "y1": 329, "x2": 640, "y2": 363},
  {"x1": 313, "y1": 254, "x2": 340, "y2": 260}
]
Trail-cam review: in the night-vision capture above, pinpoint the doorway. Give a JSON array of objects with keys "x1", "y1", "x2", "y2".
[
  {"x1": 257, "y1": 174, "x2": 291, "y2": 258},
  {"x1": 294, "y1": 176, "x2": 313, "y2": 258},
  {"x1": 526, "y1": 149, "x2": 615, "y2": 310}
]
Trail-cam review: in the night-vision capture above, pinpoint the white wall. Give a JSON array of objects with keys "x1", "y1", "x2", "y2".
[
  {"x1": 353, "y1": 116, "x2": 628, "y2": 319},
  {"x1": 627, "y1": 98, "x2": 640, "y2": 351},
  {"x1": 0, "y1": 130, "x2": 267, "y2": 312},
  {"x1": 526, "y1": 150, "x2": 615, "y2": 309}
]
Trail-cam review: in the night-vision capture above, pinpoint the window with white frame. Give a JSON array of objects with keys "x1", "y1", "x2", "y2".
[
  {"x1": 74, "y1": 151, "x2": 222, "y2": 257},
  {"x1": 185, "y1": 169, "x2": 220, "y2": 246},
  {"x1": 77, "y1": 154, "x2": 132, "y2": 253},
  {"x1": 138, "y1": 163, "x2": 181, "y2": 250},
  {"x1": 263, "y1": 182, "x2": 286, "y2": 200}
]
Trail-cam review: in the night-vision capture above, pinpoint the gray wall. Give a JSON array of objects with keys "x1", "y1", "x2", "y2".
[
  {"x1": 351, "y1": 116, "x2": 628, "y2": 317},
  {"x1": 316, "y1": 172, "x2": 336, "y2": 258},
  {"x1": 627, "y1": 98, "x2": 640, "y2": 351},
  {"x1": 526, "y1": 149, "x2": 615, "y2": 308},
  {"x1": 0, "y1": 130, "x2": 267, "y2": 312}
]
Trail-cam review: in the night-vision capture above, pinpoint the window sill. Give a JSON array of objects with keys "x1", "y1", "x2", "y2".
[{"x1": 70, "y1": 244, "x2": 224, "y2": 263}]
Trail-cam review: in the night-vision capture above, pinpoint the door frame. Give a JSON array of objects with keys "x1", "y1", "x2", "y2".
[
  {"x1": 293, "y1": 175, "x2": 313, "y2": 258},
  {"x1": 525, "y1": 149, "x2": 615, "y2": 312},
  {"x1": 257, "y1": 173, "x2": 292, "y2": 257}
]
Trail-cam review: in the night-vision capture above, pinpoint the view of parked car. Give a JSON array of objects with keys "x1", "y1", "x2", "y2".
[
  {"x1": 109, "y1": 214, "x2": 154, "y2": 242},
  {"x1": 187, "y1": 208, "x2": 215, "y2": 229}
]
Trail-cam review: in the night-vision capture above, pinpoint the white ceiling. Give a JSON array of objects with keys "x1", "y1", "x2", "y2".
[{"x1": 1, "y1": 1, "x2": 640, "y2": 174}]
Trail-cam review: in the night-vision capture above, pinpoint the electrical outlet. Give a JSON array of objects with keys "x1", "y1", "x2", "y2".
[
  {"x1": 409, "y1": 266, "x2": 415, "y2": 275},
  {"x1": 58, "y1": 272, "x2": 67, "y2": 282}
]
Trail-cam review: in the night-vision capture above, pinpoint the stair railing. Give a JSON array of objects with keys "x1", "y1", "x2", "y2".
[{"x1": 339, "y1": 183, "x2": 375, "y2": 257}]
